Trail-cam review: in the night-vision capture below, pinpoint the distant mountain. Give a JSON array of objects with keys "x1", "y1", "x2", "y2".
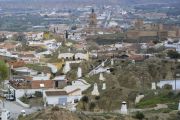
[{"x1": 0, "y1": 0, "x2": 179, "y2": 9}]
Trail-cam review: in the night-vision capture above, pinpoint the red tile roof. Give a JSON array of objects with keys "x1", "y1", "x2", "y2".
[
  {"x1": 8, "y1": 60, "x2": 25, "y2": 68},
  {"x1": 31, "y1": 80, "x2": 53, "y2": 89},
  {"x1": 0, "y1": 43, "x2": 17, "y2": 50},
  {"x1": 129, "y1": 54, "x2": 145, "y2": 61}
]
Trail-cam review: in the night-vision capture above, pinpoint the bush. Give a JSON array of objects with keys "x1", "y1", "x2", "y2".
[
  {"x1": 135, "y1": 111, "x2": 145, "y2": 120},
  {"x1": 89, "y1": 102, "x2": 96, "y2": 111},
  {"x1": 163, "y1": 84, "x2": 172, "y2": 90},
  {"x1": 95, "y1": 96, "x2": 100, "y2": 100},
  {"x1": 51, "y1": 106, "x2": 60, "y2": 111},
  {"x1": 20, "y1": 96, "x2": 29, "y2": 104},
  {"x1": 168, "y1": 103, "x2": 178, "y2": 110},
  {"x1": 161, "y1": 108, "x2": 171, "y2": 113},
  {"x1": 35, "y1": 91, "x2": 43, "y2": 97},
  {"x1": 81, "y1": 96, "x2": 89, "y2": 103},
  {"x1": 167, "y1": 50, "x2": 180, "y2": 59},
  {"x1": 167, "y1": 91, "x2": 175, "y2": 98}
]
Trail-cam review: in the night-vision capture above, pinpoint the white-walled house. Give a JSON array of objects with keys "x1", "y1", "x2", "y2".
[
  {"x1": 44, "y1": 79, "x2": 90, "y2": 106},
  {"x1": 18, "y1": 53, "x2": 40, "y2": 63},
  {"x1": 0, "y1": 49, "x2": 18, "y2": 58},
  {"x1": 44, "y1": 88, "x2": 82, "y2": 105},
  {"x1": 74, "y1": 53, "x2": 89, "y2": 60},
  {"x1": 9, "y1": 80, "x2": 53, "y2": 99},
  {"x1": 44, "y1": 90, "x2": 68, "y2": 105},
  {"x1": 26, "y1": 32, "x2": 44, "y2": 40},
  {"x1": 58, "y1": 52, "x2": 89, "y2": 60},
  {"x1": 13, "y1": 67, "x2": 38, "y2": 76},
  {"x1": 64, "y1": 79, "x2": 91, "y2": 92},
  {"x1": 164, "y1": 41, "x2": 180, "y2": 53},
  {"x1": 58, "y1": 53, "x2": 74, "y2": 59},
  {"x1": 157, "y1": 79, "x2": 180, "y2": 90},
  {"x1": 28, "y1": 39, "x2": 61, "y2": 51}
]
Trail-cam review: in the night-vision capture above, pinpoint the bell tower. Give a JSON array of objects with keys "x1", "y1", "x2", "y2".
[{"x1": 88, "y1": 8, "x2": 97, "y2": 33}]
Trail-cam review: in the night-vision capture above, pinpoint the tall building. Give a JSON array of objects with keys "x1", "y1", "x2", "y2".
[
  {"x1": 88, "y1": 8, "x2": 97, "y2": 33},
  {"x1": 89, "y1": 9, "x2": 97, "y2": 27}
]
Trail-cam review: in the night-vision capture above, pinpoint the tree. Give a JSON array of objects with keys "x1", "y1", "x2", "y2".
[
  {"x1": 167, "y1": 50, "x2": 180, "y2": 59},
  {"x1": 89, "y1": 102, "x2": 96, "y2": 111},
  {"x1": 0, "y1": 60, "x2": 9, "y2": 81},
  {"x1": 81, "y1": 96, "x2": 89, "y2": 110}
]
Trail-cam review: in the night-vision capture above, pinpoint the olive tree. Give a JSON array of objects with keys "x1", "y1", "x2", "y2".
[{"x1": 0, "y1": 60, "x2": 9, "y2": 82}]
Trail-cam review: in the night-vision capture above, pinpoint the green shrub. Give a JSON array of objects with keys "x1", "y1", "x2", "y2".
[
  {"x1": 135, "y1": 111, "x2": 145, "y2": 120},
  {"x1": 161, "y1": 108, "x2": 171, "y2": 113},
  {"x1": 168, "y1": 103, "x2": 178, "y2": 110},
  {"x1": 20, "y1": 96, "x2": 29, "y2": 104},
  {"x1": 89, "y1": 102, "x2": 96, "y2": 111},
  {"x1": 35, "y1": 91, "x2": 43, "y2": 97},
  {"x1": 163, "y1": 84, "x2": 172, "y2": 90}
]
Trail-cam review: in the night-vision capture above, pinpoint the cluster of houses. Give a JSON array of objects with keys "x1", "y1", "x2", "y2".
[
  {"x1": 0, "y1": 32, "x2": 94, "y2": 111},
  {"x1": 4, "y1": 56, "x2": 91, "y2": 109}
]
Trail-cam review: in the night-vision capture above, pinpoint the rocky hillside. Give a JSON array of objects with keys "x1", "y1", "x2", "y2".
[{"x1": 19, "y1": 107, "x2": 92, "y2": 120}]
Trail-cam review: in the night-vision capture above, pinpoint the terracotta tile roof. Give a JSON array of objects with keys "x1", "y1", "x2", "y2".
[
  {"x1": 8, "y1": 60, "x2": 25, "y2": 68},
  {"x1": 45, "y1": 91, "x2": 68, "y2": 96},
  {"x1": 129, "y1": 54, "x2": 145, "y2": 61},
  {"x1": 0, "y1": 43, "x2": 17, "y2": 50},
  {"x1": 31, "y1": 80, "x2": 53, "y2": 89},
  {"x1": 9, "y1": 80, "x2": 31, "y2": 89}
]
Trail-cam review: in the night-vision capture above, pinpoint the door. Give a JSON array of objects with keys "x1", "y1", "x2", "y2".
[{"x1": 59, "y1": 97, "x2": 67, "y2": 105}]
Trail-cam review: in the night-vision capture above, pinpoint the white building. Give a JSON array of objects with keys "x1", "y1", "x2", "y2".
[
  {"x1": 44, "y1": 88, "x2": 82, "y2": 105},
  {"x1": 13, "y1": 67, "x2": 38, "y2": 76},
  {"x1": 157, "y1": 80, "x2": 180, "y2": 90},
  {"x1": 58, "y1": 53, "x2": 74, "y2": 59}
]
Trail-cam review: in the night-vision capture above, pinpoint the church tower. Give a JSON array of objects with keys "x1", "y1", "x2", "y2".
[{"x1": 88, "y1": 8, "x2": 97, "y2": 33}]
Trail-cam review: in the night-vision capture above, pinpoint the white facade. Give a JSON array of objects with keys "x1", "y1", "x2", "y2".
[
  {"x1": 157, "y1": 80, "x2": 180, "y2": 90},
  {"x1": 13, "y1": 67, "x2": 38, "y2": 76},
  {"x1": 9, "y1": 86, "x2": 43, "y2": 99},
  {"x1": 46, "y1": 95, "x2": 68, "y2": 105},
  {"x1": 0, "y1": 49, "x2": 18, "y2": 58},
  {"x1": 64, "y1": 79, "x2": 91, "y2": 92},
  {"x1": 44, "y1": 89, "x2": 82, "y2": 105},
  {"x1": 58, "y1": 53, "x2": 74, "y2": 59},
  {"x1": 75, "y1": 53, "x2": 89, "y2": 60}
]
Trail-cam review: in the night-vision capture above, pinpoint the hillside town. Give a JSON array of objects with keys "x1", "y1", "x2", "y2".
[{"x1": 0, "y1": 0, "x2": 180, "y2": 120}]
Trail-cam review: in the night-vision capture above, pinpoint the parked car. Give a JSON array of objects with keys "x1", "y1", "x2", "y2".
[
  {"x1": 0, "y1": 110, "x2": 11, "y2": 120},
  {"x1": 6, "y1": 94, "x2": 15, "y2": 101}
]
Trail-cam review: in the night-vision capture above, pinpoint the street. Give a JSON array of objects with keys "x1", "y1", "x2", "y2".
[{"x1": 0, "y1": 100, "x2": 42, "y2": 120}]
